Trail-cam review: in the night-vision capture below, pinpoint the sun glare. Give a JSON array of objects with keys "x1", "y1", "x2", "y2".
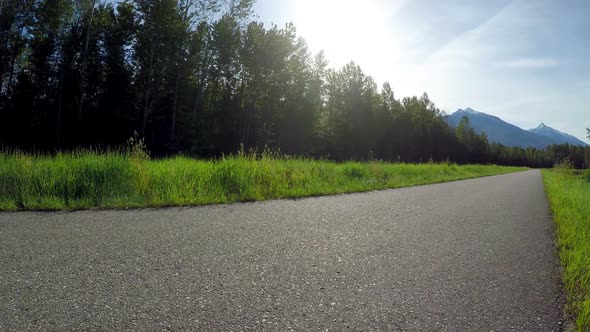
[{"x1": 291, "y1": 0, "x2": 401, "y2": 79}]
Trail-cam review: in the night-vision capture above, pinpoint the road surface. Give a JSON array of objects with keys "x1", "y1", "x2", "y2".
[{"x1": 0, "y1": 170, "x2": 564, "y2": 331}]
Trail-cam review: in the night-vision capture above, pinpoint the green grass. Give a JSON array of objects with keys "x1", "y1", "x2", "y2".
[
  {"x1": 543, "y1": 168, "x2": 590, "y2": 331},
  {"x1": 0, "y1": 150, "x2": 525, "y2": 211}
]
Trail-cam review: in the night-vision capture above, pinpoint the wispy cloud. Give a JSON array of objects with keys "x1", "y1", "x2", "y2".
[
  {"x1": 390, "y1": 0, "x2": 512, "y2": 62},
  {"x1": 496, "y1": 57, "x2": 561, "y2": 69}
]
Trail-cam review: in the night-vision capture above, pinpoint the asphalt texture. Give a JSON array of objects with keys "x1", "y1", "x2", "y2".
[{"x1": 0, "y1": 170, "x2": 565, "y2": 331}]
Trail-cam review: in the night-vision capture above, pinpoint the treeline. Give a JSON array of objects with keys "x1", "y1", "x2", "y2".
[
  {"x1": 454, "y1": 117, "x2": 590, "y2": 168},
  {"x1": 1, "y1": 0, "x2": 589, "y2": 167}
]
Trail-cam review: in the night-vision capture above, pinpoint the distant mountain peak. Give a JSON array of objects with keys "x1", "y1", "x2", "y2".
[
  {"x1": 530, "y1": 123, "x2": 564, "y2": 135},
  {"x1": 459, "y1": 107, "x2": 481, "y2": 115},
  {"x1": 528, "y1": 123, "x2": 587, "y2": 146}
]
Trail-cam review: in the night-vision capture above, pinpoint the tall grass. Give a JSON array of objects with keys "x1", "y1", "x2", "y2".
[
  {"x1": 0, "y1": 150, "x2": 525, "y2": 211},
  {"x1": 543, "y1": 168, "x2": 590, "y2": 331}
]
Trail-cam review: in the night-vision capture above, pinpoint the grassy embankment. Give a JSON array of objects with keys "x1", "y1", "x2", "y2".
[
  {"x1": 0, "y1": 150, "x2": 525, "y2": 211},
  {"x1": 543, "y1": 168, "x2": 590, "y2": 331}
]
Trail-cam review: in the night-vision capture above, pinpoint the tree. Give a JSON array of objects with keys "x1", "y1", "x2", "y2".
[
  {"x1": 0, "y1": 0, "x2": 35, "y2": 101},
  {"x1": 95, "y1": 1, "x2": 136, "y2": 144},
  {"x1": 336, "y1": 62, "x2": 379, "y2": 159},
  {"x1": 76, "y1": 0, "x2": 97, "y2": 121},
  {"x1": 134, "y1": 0, "x2": 182, "y2": 144}
]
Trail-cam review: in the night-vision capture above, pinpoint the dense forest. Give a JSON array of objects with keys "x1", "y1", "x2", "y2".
[{"x1": 1, "y1": 0, "x2": 589, "y2": 168}]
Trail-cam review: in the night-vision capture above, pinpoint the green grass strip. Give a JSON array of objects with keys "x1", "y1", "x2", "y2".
[
  {"x1": 543, "y1": 169, "x2": 590, "y2": 331},
  {"x1": 0, "y1": 151, "x2": 525, "y2": 211}
]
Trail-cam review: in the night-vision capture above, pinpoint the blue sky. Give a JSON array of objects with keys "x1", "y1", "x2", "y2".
[{"x1": 253, "y1": 0, "x2": 590, "y2": 141}]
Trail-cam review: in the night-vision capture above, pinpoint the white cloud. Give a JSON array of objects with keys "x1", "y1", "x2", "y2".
[{"x1": 496, "y1": 57, "x2": 561, "y2": 69}]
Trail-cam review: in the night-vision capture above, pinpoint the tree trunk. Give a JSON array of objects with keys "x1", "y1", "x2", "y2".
[
  {"x1": 192, "y1": 52, "x2": 209, "y2": 116},
  {"x1": 57, "y1": 48, "x2": 66, "y2": 145},
  {"x1": 192, "y1": 29, "x2": 211, "y2": 116},
  {"x1": 142, "y1": 38, "x2": 156, "y2": 136},
  {"x1": 169, "y1": 0, "x2": 193, "y2": 145},
  {"x1": 78, "y1": 0, "x2": 97, "y2": 121},
  {"x1": 208, "y1": 74, "x2": 219, "y2": 114},
  {"x1": 170, "y1": 69, "x2": 180, "y2": 144}
]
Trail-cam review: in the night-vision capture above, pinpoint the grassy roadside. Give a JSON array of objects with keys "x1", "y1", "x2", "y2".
[
  {"x1": 542, "y1": 169, "x2": 590, "y2": 331},
  {"x1": 0, "y1": 150, "x2": 525, "y2": 211}
]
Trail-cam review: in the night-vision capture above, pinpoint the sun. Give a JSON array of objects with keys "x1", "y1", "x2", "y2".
[{"x1": 290, "y1": 0, "x2": 401, "y2": 78}]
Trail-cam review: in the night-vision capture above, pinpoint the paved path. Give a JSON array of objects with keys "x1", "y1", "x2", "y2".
[{"x1": 0, "y1": 170, "x2": 564, "y2": 331}]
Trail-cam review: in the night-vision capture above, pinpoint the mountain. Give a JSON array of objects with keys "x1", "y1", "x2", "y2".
[
  {"x1": 445, "y1": 108, "x2": 588, "y2": 149},
  {"x1": 528, "y1": 123, "x2": 589, "y2": 147}
]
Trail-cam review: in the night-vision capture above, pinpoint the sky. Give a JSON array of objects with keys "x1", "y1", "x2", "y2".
[{"x1": 253, "y1": 0, "x2": 590, "y2": 141}]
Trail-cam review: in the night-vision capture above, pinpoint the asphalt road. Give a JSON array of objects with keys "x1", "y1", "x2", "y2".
[{"x1": 0, "y1": 170, "x2": 564, "y2": 331}]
